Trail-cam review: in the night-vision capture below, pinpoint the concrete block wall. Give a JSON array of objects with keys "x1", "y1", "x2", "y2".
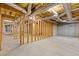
[
  {"x1": 53, "y1": 24, "x2": 57, "y2": 36},
  {"x1": 57, "y1": 23, "x2": 79, "y2": 37}
]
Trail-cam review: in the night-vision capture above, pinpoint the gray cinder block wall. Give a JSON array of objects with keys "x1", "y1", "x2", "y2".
[
  {"x1": 53, "y1": 24, "x2": 57, "y2": 36},
  {"x1": 56, "y1": 23, "x2": 79, "y2": 37}
]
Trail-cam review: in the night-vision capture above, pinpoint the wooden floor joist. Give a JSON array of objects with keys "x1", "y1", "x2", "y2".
[{"x1": 0, "y1": 14, "x2": 3, "y2": 50}]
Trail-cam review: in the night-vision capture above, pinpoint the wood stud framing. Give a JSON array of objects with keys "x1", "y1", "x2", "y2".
[
  {"x1": 1, "y1": 3, "x2": 79, "y2": 51},
  {"x1": 0, "y1": 4, "x2": 54, "y2": 51}
]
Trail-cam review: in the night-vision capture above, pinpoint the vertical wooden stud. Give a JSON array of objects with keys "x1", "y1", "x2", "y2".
[
  {"x1": 20, "y1": 17, "x2": 24, "y2": 45},
  {"x1": 27, "y1": 21, "x2": 29, "y2": 43},
  {"x1": 32, "y1": 22, "x2": 35, "y2": 42},
  {"x1": 35, "y1": 22, "x2": 37, "y2": 41},
  {"x1": 38, "y1": 21, "x2": 40, "y2": 40},
  {"x1": 40, "y1": 21, "x2": 42, "y2": 40},
  {"x1": 0, "y1": 14, "x2": 3, "y2": 50},
  {"x1": 41, "y1": 21, "x2": 43, "y2": 39}
]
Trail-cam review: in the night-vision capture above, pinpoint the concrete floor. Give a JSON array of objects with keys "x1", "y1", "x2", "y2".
[
  {"x1": 0, "y1": 36, "x2": 79, "y2": 56},
  {"x1": 0, "y1": 35, "x2": 20, "y2": 56}
]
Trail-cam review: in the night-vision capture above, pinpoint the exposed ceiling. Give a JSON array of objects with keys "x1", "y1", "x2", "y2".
[
  {"x1": 16, "y1": 3, "x2": 48, "y2": 13},
  {"x1": 1, "y1": 3, "x2": 79, "y2": 23}
]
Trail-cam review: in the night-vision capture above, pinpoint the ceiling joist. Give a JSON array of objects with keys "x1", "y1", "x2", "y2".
[
  {"x1": 5, "y1": 3, "x2": 27, "y2": 14},
  {"x1": 27, "y1": 3, "x2": 32, "y2": 15},
  {"x1": 62, "y1": 3, "x2": 72, "y2": 20},
  {"x1": 59, "y1": 7, "x2": 79, "y2": 17},
  {"x1": 30, "y1": 3, "x2": 58, "y2": 16}
]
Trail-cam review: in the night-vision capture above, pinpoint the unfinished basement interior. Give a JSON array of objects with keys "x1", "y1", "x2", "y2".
[{"x1": 0, "y1": 3, "x2": 79, "y2": 56}]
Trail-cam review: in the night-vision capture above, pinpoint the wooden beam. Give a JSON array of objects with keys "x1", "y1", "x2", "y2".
[
  {"x1": 0, "y1": 4, "x2": 24, "y2": 17},
  {"x1": 2, "y1": 14, "x2": 16, "y2": 21},
  {"x1": 59, "y1": 6, "x2": 79, "y2": 17},
  {"x1": 27, "y1": 3, "x2": 32, "y2": 15},
  {"x1": 62, "y1": 3, "x2": 72, "y2": 20},
  {"x1": 5, "y1": 3, "x2": 27, "y2": 14},
  {"x1": 0, "y1": 14, "x2": 3, "y2": 50},
  {"x1": 31, "y1": 4, "x2": 57, "y2": 16}
]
